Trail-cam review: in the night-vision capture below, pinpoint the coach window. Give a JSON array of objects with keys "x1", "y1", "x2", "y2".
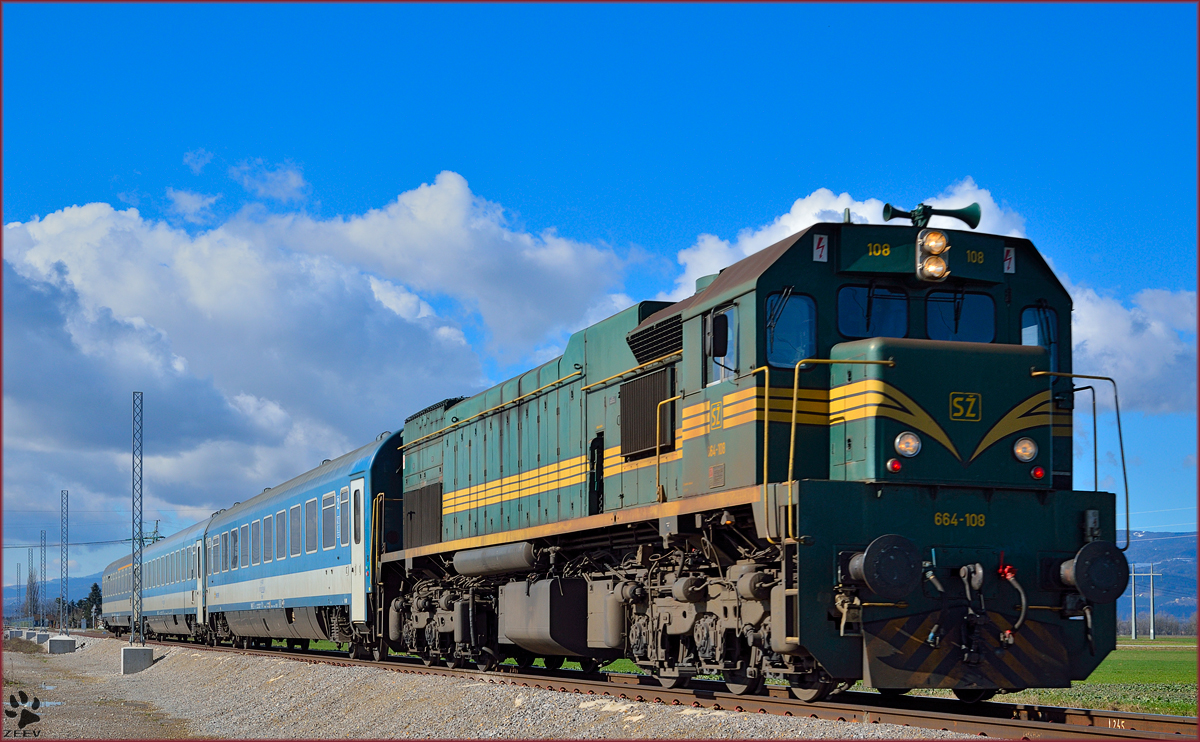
[
  {"x1": 1021, "y1": 305, "x2": 1059, "y2": 373},
  {"x1": 838, "y1": 285, "x2": 907, "y2": 338},
  {"x1": 263, "y1": 515, "x2": 273, "y2": 563},
  {"x1": 290, "y1": 506, "x2": 302, "y2": 557},
  {"x1": 705, "y1": 305, "x2": 738, "y2": 386},
  {"x1": 277, "y1": 510, "x2": 288, "y2": 560},
  {"x1": 305, "y1": 498, "x2": 319, "y2": 553},
  {"x1": 927, "y1": 291, "x2": 995, "y2": 343},
  {"x1": 322, "y1": 494, "x2": 336, "y2": 550},
  {"x1": 765, "y1": 291, "x2": 817, "y2": 368},
  {"x1": 222, "y1": 532, "x2": 230, "y2": 571},
  {"x1": 230, "y1": 528, "x2": 239, "y2": 570},
  {"x1": 339, "y1": 487, "x2": 350, "y2": 547},
  {"x1": 252, "y1": 521, "x2": 262, "y2": 566},
  {"x1": 240, "y1": 524, "x2": 250, "y2": 568}
]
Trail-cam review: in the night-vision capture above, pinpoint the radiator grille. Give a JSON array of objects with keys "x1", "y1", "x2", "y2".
[
  {"x1": 620, "y1": 367, "x2": 675, "y2": 458},
  {"x1": 627, "y1": 315, "x2": 683, "y2": 365},
  {"x1": 402, "y1": 482, "x2": 443, "y2": 548}
]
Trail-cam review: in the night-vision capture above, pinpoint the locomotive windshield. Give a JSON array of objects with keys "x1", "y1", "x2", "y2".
[
  {"x1": 926, "y1": 291, "x2": 995, "y2": 343},
  {"x1": 837, "y1": 285, "x2": 907, "y2": 338}
]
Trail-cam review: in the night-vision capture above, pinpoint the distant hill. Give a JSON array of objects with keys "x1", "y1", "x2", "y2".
[
  {"x1": 3, "y1": 571, "x2": 103, "y2": 615},
  {"x1": 1120, "y1": 531, "x2": 1196, "y2": 620}
]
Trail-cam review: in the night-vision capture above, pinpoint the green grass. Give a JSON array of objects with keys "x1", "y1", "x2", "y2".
[{"x1": 1116, "y1": 636, "x2": 1196, "y2": 646}]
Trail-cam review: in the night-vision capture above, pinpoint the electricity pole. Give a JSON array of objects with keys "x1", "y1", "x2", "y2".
[
  {"x1": 60, "y1": 489, "x2": 68, "y2": 634},
  {"x1": 132, "y1": 391, "x2": 145, "y2": 646}
]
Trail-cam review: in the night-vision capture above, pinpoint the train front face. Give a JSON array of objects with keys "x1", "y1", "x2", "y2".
[{"x1": 778, "y1": 221, "x2": 1129, "y2": 693}]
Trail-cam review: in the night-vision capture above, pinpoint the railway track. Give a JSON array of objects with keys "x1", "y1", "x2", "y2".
[{"x1": 86, "y1": 632, "x2": 1195, "y2": 740}]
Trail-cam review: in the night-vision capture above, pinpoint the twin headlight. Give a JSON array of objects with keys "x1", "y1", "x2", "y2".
[
  {"x1": 893, "y1": 432, "x2": 1038, "y2": 462},
  {"x1": 916, "y1": 229, "x2": 950, "y2": 281}
]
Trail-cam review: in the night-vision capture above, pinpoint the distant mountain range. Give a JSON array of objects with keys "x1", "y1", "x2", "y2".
[
  {"x1": 3, "y1": 571, "x2": 103, "y2": 616},
  {"x1": 1119, "y1": 530, "x2": 1196, "y2": 619}
]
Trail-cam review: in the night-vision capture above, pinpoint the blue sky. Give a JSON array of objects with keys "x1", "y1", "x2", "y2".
[{"x1": 3, "y1": 3, "x2": 1196, "y2": 584}]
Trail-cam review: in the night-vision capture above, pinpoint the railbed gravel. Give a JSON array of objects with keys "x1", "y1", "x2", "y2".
[{"x1": 3, "y1": 638, "x2": 976, "y2": 739}]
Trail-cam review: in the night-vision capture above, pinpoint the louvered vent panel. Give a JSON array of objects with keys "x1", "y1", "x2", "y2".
[
  {"x1": 627, "y1": 315, "x2": 683, "y2": 365},
  {"x1": 620, "y1": 368, "x2": 675, "y2": 458},
  {"x1": 402, "y1": 482, "x2": 443, "y2": 548}
]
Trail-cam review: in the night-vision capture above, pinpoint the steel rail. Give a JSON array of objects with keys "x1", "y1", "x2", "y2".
[{"x1": 92, "y1": 632, "x2": 1195, "y2": 740}]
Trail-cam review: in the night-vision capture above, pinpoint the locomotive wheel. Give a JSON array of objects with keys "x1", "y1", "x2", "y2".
[
  {"x1": 475, "y1": 655, "x2": 498, "y2": 672},
  {"x1": 445, "y1": 654, "x2": 465, "y2": 669},
  {"x1": 789, "y1": 675, "x2": 833, "y2": 703},
  {"x1": 542, "y1": 656, "x2": 566, "y2": 670},
  {"x1": 952, "y1": 689, "x2": 997, "y2": 703},
  {"x1": 418, "y1": 651, "x2": 437, "y2": 667},
  {"x1": 877, "y1": 688, "x2": 910, "y2": 698},
  {"x1": 656, "y1": 670, "x2": 690, "y2": 689},
  {"x1": 722, "y1": 668, "x2": 764, "y2": 696},
  {"x1": 372, "y1": 645, "x2": 383, "y2": 662}
]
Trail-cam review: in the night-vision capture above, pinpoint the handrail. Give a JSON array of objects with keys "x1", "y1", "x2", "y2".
[
  {"x1": 750, "y1": 366, "x2": 773, "y2": 543},
  {"x1": 787, "y1": 358, "x2": 896, "y2": 540},
  {"x1": 581, "y1": 351, "x2": 681, "y2": 392},
  {"x1": 654, "y1": 395, "x2": 683, "y2": 503},
  {"x1": 400, "y1": 370, "x2": 582, "y2": 451},
  {"x1": 372, "y1": 493, "x2": 383, "y2": 578},
  {"x1": 1074, "y1": 385, "x2": 1098, "y2": 492},
  {"x1": 1032, "y1": 370, "x2": 1130, "y2": 552}
]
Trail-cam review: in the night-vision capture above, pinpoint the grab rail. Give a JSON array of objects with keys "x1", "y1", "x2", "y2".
[
  {"x1": 581, "y1": 351, "x2": 681, "y2": 392},
  {"x1": 655, "y1": 395, "x2": 683, "y2": 503},
  {"x1": 1031, "y1": 371, "x2": 1130, "y2": 552}
]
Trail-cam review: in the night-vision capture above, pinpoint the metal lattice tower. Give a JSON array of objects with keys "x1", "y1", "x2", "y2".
[
  {"x1": 131, "y1": 391, "x2": 144, "y2": 645},
  {"x1": 60, "y1": 489, "x2": 69, "y2": 634},
  {"x1": 39, "y1": 531, "x2": 46, "y2": 627},
  {"x1": 27, "y1": 547, "x2": 34, "y2": 620}
]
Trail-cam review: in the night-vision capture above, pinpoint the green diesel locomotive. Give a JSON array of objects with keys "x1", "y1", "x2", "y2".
[{"x1": 379, "y1": 202, "x2": 1130, "y2": 702}]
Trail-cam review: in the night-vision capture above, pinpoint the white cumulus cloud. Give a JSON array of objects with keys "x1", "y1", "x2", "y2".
[
  {"x1": 166, "y1": 187, "x2": 220, "y2": 224},
  {"x1": 183, "y1": 148, "x2": 214, "y2": 175},
  {"x1": 229, "y1": 159, "x2": 310, "y2": 203}
]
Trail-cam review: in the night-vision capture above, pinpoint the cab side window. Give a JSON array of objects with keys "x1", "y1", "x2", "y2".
[
  {"x1": 765, "y1": 291, "x2": 816, "y2": 368},
  {"x1": 1021, "y1": 305, "x2": 1059, "y2": 372},
  {"x1": 705, "y1": 306, "x2": 737, "y2": 386},
  {"x1": 838, "y1": 285, "x2": 907, "y2": 338}
]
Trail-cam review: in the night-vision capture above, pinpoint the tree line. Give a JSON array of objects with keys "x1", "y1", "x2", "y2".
[{"x1": 1117, "y1": 613, "x2": 1197, "y2": 636}]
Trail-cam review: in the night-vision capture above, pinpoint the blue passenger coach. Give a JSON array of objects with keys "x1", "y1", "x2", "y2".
[{"x1": 102, "y1": 432, "x2": 403, "y2": 656}]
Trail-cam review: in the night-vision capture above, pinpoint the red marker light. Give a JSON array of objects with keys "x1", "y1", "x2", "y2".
[
  {"x1": 886, "y1": 458, "x2": 902, "y2": 473},
  {"x1": 1031, "y1": 466, "x2": 1046, "y2": 480}
]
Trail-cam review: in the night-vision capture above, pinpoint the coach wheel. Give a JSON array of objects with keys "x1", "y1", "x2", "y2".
[
  {"x1": 877, "y1": 688, "x2": 910, "y2": 698},
  {"x1": 953, "y1": 689, "x2": 997, "y2": 703},
  {"x1": 723, "y1": 668, "x2": 764, "y2": 696},
  {"x1": 578, "y1": 658, "x2": 602, "y2": 674},
  {"x1": 542, "y1": 655, "x2": 566, "y2": 670}
]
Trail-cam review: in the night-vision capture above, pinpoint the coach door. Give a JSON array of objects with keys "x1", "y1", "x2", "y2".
[
  {"x1": 196, "y1": 539, "x2": 206, "y2": 622},
  {"x1": 350, "y1": 477, "x2": 367, "y2": 623}
]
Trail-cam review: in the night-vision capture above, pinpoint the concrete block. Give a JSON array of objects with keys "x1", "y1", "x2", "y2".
[
  {"x1": 48, "y1": 636, "x2": 76, "y2": 654},
  {"x1": 121, "y1": 646, "x2": 154, "y2": 674},
  {"x1": 24, "y1": 631, "x2": 37, "y2": 640},
  {"x1": 35, "y1": 633, "x2": 49, "y2": 644}
]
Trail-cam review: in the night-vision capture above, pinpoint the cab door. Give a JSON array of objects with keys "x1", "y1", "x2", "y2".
[{"x1": 350, "y1": 477, "x2": 367, "y2": 622}]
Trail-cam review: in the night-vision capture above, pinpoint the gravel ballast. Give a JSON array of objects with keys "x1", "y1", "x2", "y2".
[{"x1": 3, "y1": 638, "x2": 974, "y2": 739}]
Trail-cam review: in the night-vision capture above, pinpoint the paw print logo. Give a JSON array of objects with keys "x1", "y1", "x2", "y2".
[{"x1": 5, "y1": 690, "x2": 41, "y2": 729}]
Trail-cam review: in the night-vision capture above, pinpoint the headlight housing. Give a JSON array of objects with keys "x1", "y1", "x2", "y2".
[
  {"x1": 1013, "y1": 437, "x2": 1038, "y2": 462},
  {"x1": 919, "y1": 229, "x2": 949, "y2": 255},
  {"x1": 894, "y1": 431, "x2": 922, "y2": 457}
]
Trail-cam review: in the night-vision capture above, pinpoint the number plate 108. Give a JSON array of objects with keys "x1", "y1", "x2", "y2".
[{"x1": 934, "y1": 512, "x2": 985, "y2": 527}]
